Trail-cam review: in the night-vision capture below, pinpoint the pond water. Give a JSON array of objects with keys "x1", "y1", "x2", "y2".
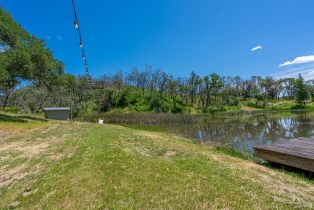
[
  {"x1": 161, "y1": 112, "x2": 314, "y2": 155},
  {"x1": 84, "y1": 111, "x2": 314, "y2": 155}
]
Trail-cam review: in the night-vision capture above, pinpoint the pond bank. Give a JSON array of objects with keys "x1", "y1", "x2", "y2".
[{"x1": 79, "y1": 111, "x2": 314, "y2": 154}]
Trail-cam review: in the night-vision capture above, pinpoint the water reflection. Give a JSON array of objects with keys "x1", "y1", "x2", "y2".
[{"x1": 166, "y1": 112, "x2": 314, "y2": 154}]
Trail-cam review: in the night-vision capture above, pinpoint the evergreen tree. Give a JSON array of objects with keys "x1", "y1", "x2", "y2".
[{"x1": 294, "y1": 74, "x2": 308, "y2": 105}]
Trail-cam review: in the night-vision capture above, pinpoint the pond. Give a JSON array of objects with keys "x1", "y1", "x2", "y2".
[
  {"x1": 163, "y1": 112, "x2": 314, "y2": 155},
  {"x1": 82, "y1": 111, "x2": 314, "y2": 155}
]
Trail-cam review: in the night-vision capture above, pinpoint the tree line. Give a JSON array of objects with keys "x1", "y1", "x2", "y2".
[{"x1": 2, "y1": 64, "x2": 312, "y2": 114}]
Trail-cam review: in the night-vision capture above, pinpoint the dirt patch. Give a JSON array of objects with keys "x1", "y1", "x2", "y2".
[
  {"x1": 0, "y1": 131, "x2": 12, "y2": 141},
  {"x1": 0, "y1": 136, "x2": 60, "y2": 157},
  {"x1": 8, "y1": 201, "x2": 20, "y2": 209},
  {"x1": 48, "y1": 152, "x2": 64, "y2": 160},
  {"x1": 40, "y1": 126, "x2": 55, "y2": 134},
  {"x1": 0, "y1": 125, "x2": 63, "y2": 188},
  {"x1": 164, "y1": 150, "x2": 177, "y2": 157},
  {"x1": 202, "y1": 153, "x2": 222, "y2": 162},
  {"x1": 131, "y1": 146, "x2": 152, "y2": 157},
  {"x1": 0, "y1": 164, "x2": 43, "y2": 188},
  {"x1": 0, "y1": 165, "x2": 28, "y2": 188},
  {"x1": 21, "y1": 137, "x2": 59, "y2": 157},
  {"x1": 138, "y1": 132, "x2": 161, "y2": 141},
  {"x1": 0, "y1": 141, "x2": 25, "y2": 152}
]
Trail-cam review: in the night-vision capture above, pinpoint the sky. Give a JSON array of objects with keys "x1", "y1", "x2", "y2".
[{"x1": 2, "y1": 0, "x2": 314, "y2": 79}]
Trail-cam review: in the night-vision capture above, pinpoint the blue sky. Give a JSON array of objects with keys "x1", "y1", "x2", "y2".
[{"x1": 2, "y1": 0, "x2": 314, "y2": 79}]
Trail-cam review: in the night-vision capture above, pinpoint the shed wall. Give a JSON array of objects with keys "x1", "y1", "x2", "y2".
[{"x1": 44, "y1": 110, "x2": 70, "y2": 120}]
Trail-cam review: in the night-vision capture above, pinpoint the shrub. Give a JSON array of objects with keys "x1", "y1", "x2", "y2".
[
  {"x1": 255, "y1": 100, "x2": 267, "y2": 108},
  {"x1": 202, "y1": 105, "x2": 226, "y2": 114},
  {"x1": 2, "y1": 107, "x2": 20, "y2": 113},
  {"x1": 171, "y1": 104, "x2": 185, "y2": 113},
  {"x1": 149, "y1": 95, "x2": 171, "y2": 113},
  {"x1": 247, "y1": 100, "x2": 266, "y2": 108},
  {"x1": 290, "y1": 103, "x2": 306, "y2": 110}
]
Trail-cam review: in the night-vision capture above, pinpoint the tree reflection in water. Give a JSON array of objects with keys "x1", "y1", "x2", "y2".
[{"x1": 167, "y1": 112, "x2": 314, "y2": 154}]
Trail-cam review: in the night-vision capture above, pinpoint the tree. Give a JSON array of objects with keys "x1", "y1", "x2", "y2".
[
  {"x1": 0, "y1": 7, "x2": 30, "y2": 48},
  {"x1": 0, "y1": 47, "x2": 33, "y2": 109},
  {"x1": 112, "y1": 70, "x2": 124, "y2": 93},
  {"x1": 282, "y1": 78, "x2": 296, "y2": 99},
  {"x1": 167, "y1": 78, "x2": 179, "y2": 108},
  {"x1": 307, "y1": 80, "x2": 314, "y2": 102},
  {"x1": 0, "y1": 7, "x2": 64, "y2": 110},
  {"x1": 260, "y1": 77, "x2": 281, "y2": 100},
  {"x1": 156, "y1": 70, "x2": 169, "y2": 97},
  {"x1": 209, "y1": 73, "x2": 224, "y2": 104},
  {"x1": 188, "y1": 71, "x2": 200, "y2": 104},
  {"x1": 294, "y1": 74, "x2": 309, "y2": 105}
]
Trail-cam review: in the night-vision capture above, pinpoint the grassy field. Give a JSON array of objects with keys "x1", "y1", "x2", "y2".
[{"x1": 0, "y1": 113, "x2": 314, "y2": 209}]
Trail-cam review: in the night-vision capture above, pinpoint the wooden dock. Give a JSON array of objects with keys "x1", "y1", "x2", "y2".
[{"x1": 253, "y1": 138, "x2": 314, "y2": 172}]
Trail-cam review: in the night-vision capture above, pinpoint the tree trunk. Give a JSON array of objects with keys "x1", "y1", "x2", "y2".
[
  {"x1": 2, "y1": 90, "x2": 10, "y2": 110},
  {"x1": 35, "y1": 92, "x2": 50, "y2": 113}
]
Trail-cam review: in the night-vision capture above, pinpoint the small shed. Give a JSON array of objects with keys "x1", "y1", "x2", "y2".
[{"x1": 43, "y1": 108, "x2": 71, "y2": 120}]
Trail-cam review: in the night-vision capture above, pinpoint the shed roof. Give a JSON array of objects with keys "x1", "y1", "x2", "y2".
[{"x1": 43, "y1": 107, "x2": 71, "y2": 111}]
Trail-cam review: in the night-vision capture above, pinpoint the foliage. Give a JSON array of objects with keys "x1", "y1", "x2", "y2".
[
  {"x1": 5, "y1": 64, "x2": 314, "y2": 114},
  {"x1": 0, "y1": 7, "x2": 64, "y2": 111},
  {"x1": 294, "y1": 74, "x2": 309, "y2": 105},
  {"x1": 1, "y1": 106, "x2": 20, "y2": 113},
  {"x1": 290, "y1": 103, "x2": 306, "y2": 110}
]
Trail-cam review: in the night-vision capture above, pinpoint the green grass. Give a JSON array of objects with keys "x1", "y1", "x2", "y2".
[
  {"x1": 0, "y1": 120, "x2": 314, "y2": 209},
  {"x1": 265, "y1": 100, "x2": 314, "y2": 111},
  {"x1": 0, "y1": 112, "x2": 49, "y2": 132},
  {"x1": 120, "y1": 124, "x2": 168, "y2": 132}
]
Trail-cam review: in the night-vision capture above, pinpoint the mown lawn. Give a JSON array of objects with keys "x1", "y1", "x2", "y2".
[
  {"x1": 0, "y1": 116, "x2": 314, "y2": 209},
  {"x1": 0, "y1": 112, "x2": 50, "y2": 133}
]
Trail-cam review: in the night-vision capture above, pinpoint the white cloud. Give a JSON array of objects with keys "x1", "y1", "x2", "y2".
[
  {"x1": 273, "y1": 63, "x2": 314, "y2": 81},
  {"x1": 56, "y1": 35, "x2": 62, "y2": 40},
  {"x1": 251, "y1": 45, "x2": 262, "y2": 52},
  {"x1": 279, "y1": 55, "x2": 314, "y2": 67},
  {"x1": 276, "y1": 69, "x2": 314, "y2": 81}
]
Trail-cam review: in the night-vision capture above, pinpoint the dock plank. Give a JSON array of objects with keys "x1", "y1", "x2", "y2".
[{"x1": 253, "y1": 138, "x2": 314, "y2": 172}]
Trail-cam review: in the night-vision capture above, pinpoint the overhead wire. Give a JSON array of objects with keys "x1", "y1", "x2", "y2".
[{"x1": 71, "y1": 0, "x2": 89, "y2": 76}]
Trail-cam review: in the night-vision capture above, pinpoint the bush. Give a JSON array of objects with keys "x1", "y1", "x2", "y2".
[
  {"x1": 255, "y1": 100, "x2": 267, "y2": 108},
  {"x1": 223, "y1": 97, "x2": 239, "y2": 106},
  {"x1": 171, "y1": 104, "x2": 185, "y2": 113},
  {"x1": 149, "y1": 95, "x2": 171, "y2": 113},
  {"x1": 116, "y1": 90, "x2": 129, "y2": 107},
  {"x1": 290, "y1": 103, "x2": 306, "y2": 110},
  {"x1": 247, "y1": 100, "x2": 266, "y2": 109},
  {"x1": 133, "y1": 103, "x2": 151, "y2": 112},
  {"x1": 202, "y1": 105, "x2": 227, "y2": 114},
  {"x1": 2, "y1": 107, "x2": 20, "y2": 113}
]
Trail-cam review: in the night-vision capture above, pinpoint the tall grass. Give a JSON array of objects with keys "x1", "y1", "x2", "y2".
[{"x1": 79, "y1": 112, "x2": 202, "y2": 124}]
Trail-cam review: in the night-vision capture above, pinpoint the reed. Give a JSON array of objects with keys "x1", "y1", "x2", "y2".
[{"x1": 79, "y1": 112, "x2": 202, "y2": 124}]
